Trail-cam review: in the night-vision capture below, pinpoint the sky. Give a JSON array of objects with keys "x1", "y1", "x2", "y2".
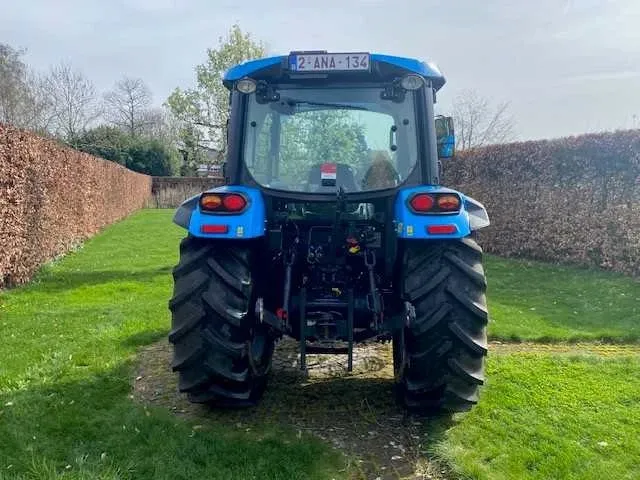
[{"x1": 2, "y1": 0, "x2": 640, "y2": 141}]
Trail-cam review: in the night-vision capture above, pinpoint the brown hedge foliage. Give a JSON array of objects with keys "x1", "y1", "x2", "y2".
[
  {"x1": 0, "y1": 124, "x2": 152, "y2": 288},
  {"x1": 444, "y1": 129, "x2": 640, "y2": 276}
]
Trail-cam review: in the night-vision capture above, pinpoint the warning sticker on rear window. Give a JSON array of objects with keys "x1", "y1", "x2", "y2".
[{"x1": 320, "y1": 163, "x2": 337, "y2": 181}]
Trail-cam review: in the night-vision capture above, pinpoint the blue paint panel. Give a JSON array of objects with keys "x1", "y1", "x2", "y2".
[
  {"x1": 223, "y1": 53, "x2": 446, "y2": 90},
  {"x1": 187, "y1": 186, "x2": 266, "y2": 239},
  {"x1": 394, "y1": 186, "x2": 473, "y2": 239},
  {"x1": 370, "y1": 54, "x2": 444, "y2": 87},
  {"x1": 223, "y1": 57, "x2": 283, "y2": 83}
]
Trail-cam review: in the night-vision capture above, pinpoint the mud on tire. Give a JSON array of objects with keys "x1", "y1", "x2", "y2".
[
  {"x1": 168, "y1": 236, "x2": 275, "y2": 407},
  {"x1": 394, "y1": 236, "x2": 489, "y2": 413}
]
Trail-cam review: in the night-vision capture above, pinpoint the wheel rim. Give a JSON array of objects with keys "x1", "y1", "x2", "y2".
[
  {"x1": 248, "y1": 298, "x2": 275, "y2": 376},
  {"x1": 250, "y1": 333, "x2": 266, "y2": 362},
  {"x1": 393, "y1": 327, "x2": 407, "y2": 382},
  {"x1": 248, "y1": 327, "x2": 274, "y2": 375}
]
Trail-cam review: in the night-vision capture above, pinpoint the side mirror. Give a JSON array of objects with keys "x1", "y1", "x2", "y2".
[{"x1": 435, "y1": 115, "x2": 455, "y2": 159}]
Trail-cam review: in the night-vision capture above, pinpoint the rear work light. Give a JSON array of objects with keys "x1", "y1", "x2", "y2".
[
  {"x1": 408, "y1": 192, "x2": 462, "y2": 214},
  {"x1": 200, "y1": 193, "x2": 248, "y2": 213},
  {"x1": 400, "y1": 74, "x2": 425, "y2": 90},
  {"x1": 236, "y1": 78, "x2": 257, "y2": 94}
]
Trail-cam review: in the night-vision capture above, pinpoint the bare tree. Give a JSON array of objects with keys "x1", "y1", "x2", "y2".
[
  {"x1": 138, "y1": 106, "x2": 181, "y2": 143},
  {"x1": 0, "y1": 43, "x2": 29, "y2": 125},
  {"x1": 20, "y1": 72, "x2": 55, "y2": 134},
  {"x1": 104, "y1": 76, "x2": 152, "y2": 137},
  {"x1": 43, "y1": 62, "x2": 100, "y2": 142},
  {"x1": 0, "y1": 44, "x2": 59, "y2": 135},
  {"x1": 0, "y1": 43, "x2": 50, "y2": 131},
  {"x1": 452, "y1": 89, "x2": 515, "y2": 150}
]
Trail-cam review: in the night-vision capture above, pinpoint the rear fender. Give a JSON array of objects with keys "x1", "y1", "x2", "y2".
[
  {"x1": 173, "y1": 186, "x2": 266, "y2": 239},
  {"x1": 394, "y1": 186, "x2": 490, "y2": 239}
]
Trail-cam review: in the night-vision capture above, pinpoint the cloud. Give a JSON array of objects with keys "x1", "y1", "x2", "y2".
[{"x1": 559, "y1": 70, "x2": 640, "y2": 84}]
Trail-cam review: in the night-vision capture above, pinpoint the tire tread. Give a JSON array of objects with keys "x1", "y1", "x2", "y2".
[
  {"x1": 396, "y1": 237, "x2": 489, "y2": 413},
  {"x1": 168, "y1": 236, "x2": 273, "y2": 407}
]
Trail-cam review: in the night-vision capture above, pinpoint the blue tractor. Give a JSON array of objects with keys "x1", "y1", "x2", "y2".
[{"x1": 169, "y1": 52, "x2": 490, "y2": 413}]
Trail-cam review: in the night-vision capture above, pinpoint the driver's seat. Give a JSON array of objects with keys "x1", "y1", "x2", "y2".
[{"x1": 306, "y1": 163, "x2": 358, "y2": 193}]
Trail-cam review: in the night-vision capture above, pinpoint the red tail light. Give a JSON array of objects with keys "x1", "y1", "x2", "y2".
[
  {"x1": 409, "y1": 194, "x2": 435, "y2": 212},
  {"x1": 222, "y1": 194, "x2": 247, "y2": 212}
]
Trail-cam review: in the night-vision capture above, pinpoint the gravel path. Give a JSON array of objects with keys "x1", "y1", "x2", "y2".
[{"x1": 132, "y1": 338, "x2": 454, "y2": 480}]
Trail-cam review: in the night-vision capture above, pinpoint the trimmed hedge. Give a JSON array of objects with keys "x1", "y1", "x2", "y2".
[
  {"x1": 444, "y1": 130, "x2": 640, "y2": 276},
  {"x1": 0, "y1": 125, "x2": 151, "y2": 288}
]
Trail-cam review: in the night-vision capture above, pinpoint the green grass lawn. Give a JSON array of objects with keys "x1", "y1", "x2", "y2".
[
  {"x1": 0, "y1": 210, "x2": 343, "y2": 480},
  {"x1": 1, "y1": 208, "x2": 639, "y2": 480},
  {"x1": 435, "y1": 350, "x2": 640, "y2": 480},
  {"x1": 485, "y1": 255, "x2": 640, "y2": 342}
]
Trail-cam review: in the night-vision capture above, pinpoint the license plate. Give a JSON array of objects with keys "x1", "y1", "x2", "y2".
[{"x1": 290, "y1": 53, "x2": 370, "y2": 72}]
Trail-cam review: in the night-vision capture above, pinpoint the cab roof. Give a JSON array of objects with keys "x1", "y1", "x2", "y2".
[{"x1": 222, "y1": 52, "x2": 446, "y2": 91}]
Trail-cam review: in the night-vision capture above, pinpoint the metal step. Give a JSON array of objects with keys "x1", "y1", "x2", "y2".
[
  {"x1": 305, "y1": 300, "x2": 349, "y2": 309},
  {"x1": 306, "y1": 345, "x2": 349, "y2": 355}
]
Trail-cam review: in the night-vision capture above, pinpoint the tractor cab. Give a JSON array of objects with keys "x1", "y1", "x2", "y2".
[{"x1": 222, "y1": 51, "x2": 454, "y2": 202}]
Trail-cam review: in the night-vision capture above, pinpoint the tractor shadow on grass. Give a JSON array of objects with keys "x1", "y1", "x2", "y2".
[
  {"x1": 29, "y1": 266, "x2": 173, "y2": 294},
  {"x1": 133, "y1": 338, "x2": 458, "y2": 480},
  {"x1": 0, "y1": 363, "x2": 343, "y2": 480}
]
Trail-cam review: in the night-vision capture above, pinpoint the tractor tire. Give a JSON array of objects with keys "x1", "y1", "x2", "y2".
[
  {"x1": 168, "y1": 236, "x2": 275, "y2": 407},
  {"x1": 394, "y1": 236, "x2": 488, "y2": 413}
]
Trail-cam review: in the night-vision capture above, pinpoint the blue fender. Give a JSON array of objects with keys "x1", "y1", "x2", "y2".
[
  {"x1": 394, "y1": 186, "x2": 490, "y2": 239},
  {"x1": 173, "y1": 186, "x2": 266, "y2": 239}
]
